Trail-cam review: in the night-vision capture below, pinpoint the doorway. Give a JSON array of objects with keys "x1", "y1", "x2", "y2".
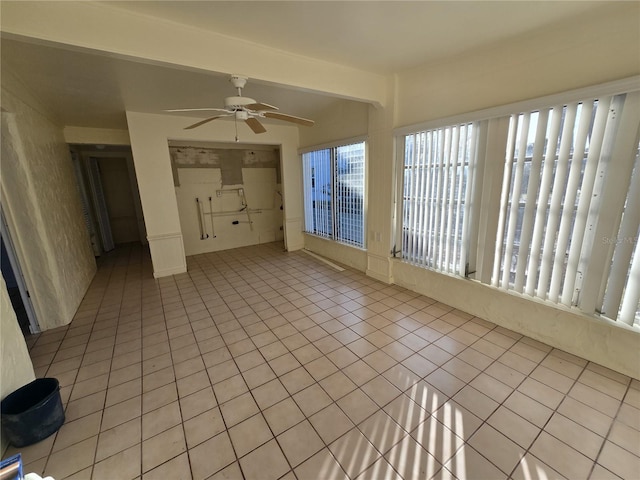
[
  {"x1": 70, "y1": 145, "x2": 147, "y2": 253},
  {"x1": 0, "y1": 210, "x2": 39, "y2": 334}
]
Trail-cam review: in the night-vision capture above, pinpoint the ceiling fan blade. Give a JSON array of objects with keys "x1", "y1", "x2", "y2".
[
  {"x1": 245, "y1": 117, "x2": 267, "y2": 134},
  {"x1": 185, "y1": 116, "x2": 226, "y2": 130},
  {"x1": 264, "y1": 111, "x2": 314, "y2": 127},
  {"x1": 245, "y1": 102, "x2": 279, "y2": 112},
  {"x1": 166, "y1": 108, "x2": 230, "y2": 113}
]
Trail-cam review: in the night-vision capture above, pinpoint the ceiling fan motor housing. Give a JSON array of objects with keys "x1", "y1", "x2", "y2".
[{"x1": 224, "y1": 96, "x2": 257, "y2": 108}]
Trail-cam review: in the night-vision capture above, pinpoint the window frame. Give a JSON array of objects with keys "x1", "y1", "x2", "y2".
[{"x1": 301, "y1": 137, "x2": 367, "y2": 249}]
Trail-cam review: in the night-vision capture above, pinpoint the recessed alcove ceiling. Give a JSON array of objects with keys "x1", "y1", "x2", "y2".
[{"x1": 0, "y1": 1, "x2": 612, "y2": 130}]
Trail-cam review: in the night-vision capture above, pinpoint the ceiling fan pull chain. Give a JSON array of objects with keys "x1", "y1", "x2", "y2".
[{"x1": 234, "y1": 116, "x2": 239, "y2": 142}]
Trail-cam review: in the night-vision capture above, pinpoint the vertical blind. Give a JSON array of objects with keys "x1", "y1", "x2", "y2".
[
  {"x1": 402, "y1": 123, "x2": 477, "y2": 275},
  {"x1": 398, "y1": 88, "x2": 640, "y2": 328},
  {"x1": 302, "y1": 141, "x2": 366, "y2": 248}
]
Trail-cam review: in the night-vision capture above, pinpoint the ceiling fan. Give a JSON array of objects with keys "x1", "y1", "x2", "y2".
[{"x1": 166, "y1": 75, "x2": 314, "y2": 136}]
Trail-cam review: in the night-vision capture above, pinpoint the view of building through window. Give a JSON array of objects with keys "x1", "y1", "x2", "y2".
[{"x1": 302, "y1": 141, "x2": 366, "y2": 248}]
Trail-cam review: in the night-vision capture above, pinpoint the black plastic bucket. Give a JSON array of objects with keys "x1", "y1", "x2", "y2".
[{"x1": 1, "y1": 378, "x2": 65, "y2": 447}]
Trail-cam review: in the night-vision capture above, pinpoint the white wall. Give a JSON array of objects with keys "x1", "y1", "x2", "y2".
[
  {"x1": 176, "y1": 167, "x2": 284, "y2": 255},
  {"x1": 0, "y1": 277, "x2": 36, "y2": 453},
  {"x1": 298, "y1": 100, "x2": 369, "y2": 149},
  {"x1": 1, "y1": 71, "x2": 96, "y2": 331},
  {"x1": 126, "y1": 111, "x2": 301, "y2": 277},
  {"x1": 396, "y1": 3, "x2": 640, "y2": 127}
]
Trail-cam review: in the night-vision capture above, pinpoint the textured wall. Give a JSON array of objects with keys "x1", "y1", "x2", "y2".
[
  {"x1": 0, "y1": 276, "x2": 36, "y2": 452},
  {"x1": 1, "y1": 73, "x2": 96, "y2": 330}
]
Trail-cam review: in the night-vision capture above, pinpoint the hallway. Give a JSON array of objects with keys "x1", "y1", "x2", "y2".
[{"x1": 6, "y1": 243, "x2": 639, "y2": 479}]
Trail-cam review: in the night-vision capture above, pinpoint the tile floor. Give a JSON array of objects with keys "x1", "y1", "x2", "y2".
[{"x1": 3, "y1": 242, "x2": 639, "y2": 480}]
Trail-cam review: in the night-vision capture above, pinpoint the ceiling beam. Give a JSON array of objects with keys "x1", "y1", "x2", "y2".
[{"x1": 0, "y1": 1, "x2": 387, "y2": 107}]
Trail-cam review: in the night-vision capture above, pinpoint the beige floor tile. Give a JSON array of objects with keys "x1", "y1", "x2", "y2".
[
  {"x1": 383, "y1": 394, "x2": 430, "y2": 432},
  {"x1": 569, "y1": 382, "x2": 621, "y2": 417},
  {"x1": 207, "y1": 461, "x2": 244, "y2": 480},
  {"x1": 359, "y1": 409, "x2": 408, "y2": 454},
  {"x1": 469, "y1": 372, "x2": 513, "y2": 403},
  {"x1": 510, "y1": 453, "x2": 566, "y2": 480},
  {"x1": 176, "y1": 370, "x2": 209, "y2": 398},
  {"x1": 444, "y1": 445, "x2": 507, "y2": 480},
  {"x1": 101, "y1": 396, "x2": 141, "y2": 431},
  {"x1": 141, "y1": 424, "x2": 186, "y2": 473},
  {"x1": 269, "y1": 352, "x2": 302, "y2": 376},
  {"x1": 487, "y1": 405, "x2": 540, "y2": 449},
  {"x1": 64, "y1": 390, "x2": 107, "y2": 422},
  {"x1": 277, "y1": 420, "x2": 324, "y2": 467},
  {"x1": 556, "y1": 396, "x2": 613, "y2": 436},
  {"x1": 263, "y1": 397, "x2": 306, "y2": 435},
  {"x1": 240, "y1": 439, "x2": 290, "y2": 480},
  {"x1": 337, "y1": 388, "x2": 379, "y2": 425},
  {"x1": 207, "y1": 359, "x2": 241, "y2": 384},
  {"x1": 252, "y1": 378, "x2": 289, "y2": 410},
  {"x1": 293, "y1": 383, "x2": 333, "y2": 417},
  {"x1": 183, "y1": 406, "x2": 226, "y2": 448},
  {"x1": 92, "y1": 443, "x2": 140, "y2": 480},
  {"x1": 406, "y1": 380, "x2": 448, "y2": 415},
  {"x1": 109, "y1": 363, "x2": 142, "y2": 388},
  {"x1": 306, "y1": 356, "x2": 340, "y2": 381},
  {"x1": 106, "y1": 377, "x2": 142, "y2": 407},
  {"x1": 309, "y1": 403, "x2": 355, "y2": 444},
  {"x1": 280, "y1": 366, "x2": 315, "y2": 395},
  {"x1": 343, "y1": 360, "x2": 378, "y2": 386},
  {"x1": 228, "y1": 413, "x2": 273, "y2": 458},
  {"x1": 213, "y1": 374, "x2": 249, "y2": 404},
  {"x1": 411, "y1": 416, "x2": 465, "y2": 465},
  {"x1": 242, "y1": 362, "x2": 277, "y2": 389},
  {"x1": 327, "y1": 346, "x2": 360, "y2": 369},
  {"x1": 451, "y1": 385, "x2": 497, "y2": 420},
  {"x1": 189, "y1": 431, "x2": 236, "y2": 480},
  {"x1": 142, "y1": 452, "x2": 191, "y2": 480},
  {"x1": 607, "y1": 420, "x2": 640, "y2": 454},
  {"x1": 384, "y1": 435, "x2": 441, "y2": 480},
  {"x1": 468, "y1": 424, "x2": 525, "y2": 474},
  {"x1": 319, "y1": 371, "x2": 358, "y2": 401},
  {"x1": 295, "y1": 448, "x2": 348, "y2": 480},
  {"x1": 70, "y1": 373, "x2": 109, "y2": 401},
  {"x1": 361, "y1": 375, "x2": 402, "y2": 407},
  {"x1": 220, "y1": 391, "x2": 260, "y2": 427},
  {"x1": 179, "y1": 386, "x2": 217, "y2": 420},
  {"x1": 52, "y1": 411, "x2": 101, "y2": 452},
  {"x1": 329, "y1": 428, "x2": 381, "y2": 478},
  {"x1": 441, "y1": 357, "x2": 480, "y2": 384},
  {"x1": 530, "y1": 432, "x2": 594, "y2": 479},
  {"x1": 382, "y1": 364, "x2": 421, "y2": 393},
  {"x1": 142, "y1": 400, "x2": 182, "y2": 440},
  {"x1": 5, "y1": 434, "x2": 54, "y2": 467},
  {"x1": 142, "y1": 366, "x2": 175, "y2": 393},
  {"x1": 143, "y1": 382, "x2": 179, "y2": 413},
  {"x1": 424, "y1": 369, "x2": 465, "y2": 398},
  {"x1": 545, "y1": 412, "x2": 605, "y2": 460},
  {"x1": 597, "y1": 440, "x2": 640, "y2": 480},
  {"x1": 44, "y1": 435, "x2": 98, "y2": 480},
  {"x1": 589, "y1": 463, "x2": 621, "y2": 480},
  {"x1": 96, "y1": 418, "x2": 141, "y2": 462}
]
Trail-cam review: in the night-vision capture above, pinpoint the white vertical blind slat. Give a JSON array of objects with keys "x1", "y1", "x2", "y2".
[
  {"x1": 537, "y1": 104, "x2": 579, "y2": 298},
  {"x1": 561, "y1": 96, "x2": 613, "y2": 305},
  {"x1": 501, "y1": 112, "x2": 531, "y2": 288},
  {"x1": 514, "y1": 109, "x2": 550, "y2": 292}
]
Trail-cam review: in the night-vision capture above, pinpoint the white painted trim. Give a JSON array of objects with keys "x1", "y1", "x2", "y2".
[
  {"x1": 301, "y1": 249, "x2": 345, "y2": 271},
  {"x1": 298, "y1": 135, "x2": 368, "y2": 155}
]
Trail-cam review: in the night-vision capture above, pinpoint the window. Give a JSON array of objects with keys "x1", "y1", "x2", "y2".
[
  {"x1": 396, "y1": 85, "x2": 640, "y2": 328},
  {"x1": 401, "y1": 123, "x2": 477, "y2": 275},
  {"x1": 302, "y1": 141, "x2": 366, "y2": 247}
]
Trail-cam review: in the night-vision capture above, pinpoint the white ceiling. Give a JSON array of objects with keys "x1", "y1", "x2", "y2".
[
  {"x1": 102, "y1": 1, "x2": 609, "y2": 74},
  {"x1": 0, "y1": 1, "x2": 612, "y2": 131}
]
